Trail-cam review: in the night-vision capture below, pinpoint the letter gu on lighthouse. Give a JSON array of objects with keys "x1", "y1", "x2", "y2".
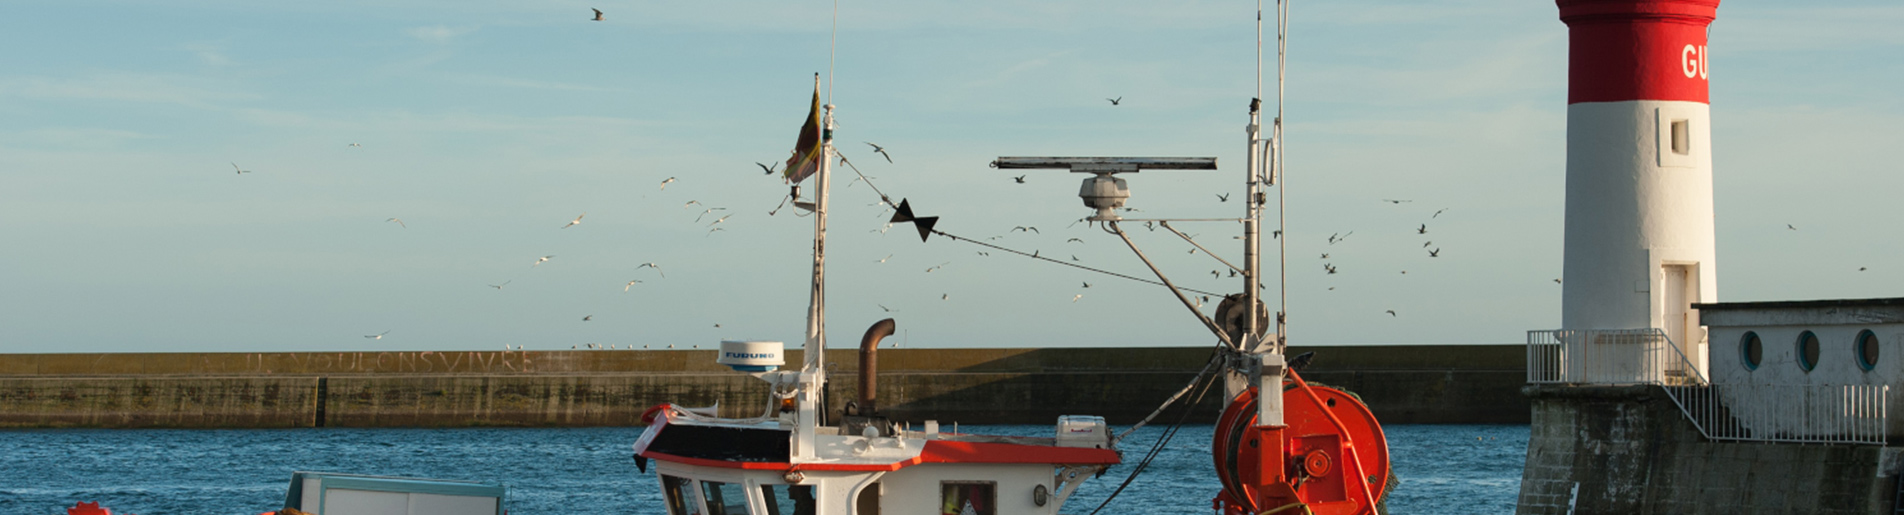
[{"x1": 1558, "y1": 0, "x2": 1720, "y2": 379}]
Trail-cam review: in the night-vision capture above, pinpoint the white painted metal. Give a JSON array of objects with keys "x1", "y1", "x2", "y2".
[
  {"x1": 1560, "y1": 100, "x2": 1717, "y2": 333},
  {"x1": 1662, "y1": 383, "x2": 1889, "y2": 445},
  {"x1": 717, "y1": 341, "x2": 786, "y2": 373},
  {"x1": 1526, "y1": 328, "x2": 1706, "y2": 385},
  {"x1": 794, "y1": 101, "x2": 836, "y2": 463},
  {"x1": 1055, "y1": 415, "x2": 1109, "y2": 448}
]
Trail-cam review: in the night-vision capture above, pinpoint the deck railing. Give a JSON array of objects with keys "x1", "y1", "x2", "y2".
[
  {"x1": 1661, "y1": 383, "x2": 1889, "y2": 445},
  {"x1": 1525, "y1": 328, "x2": 1705, "y2": 386}
]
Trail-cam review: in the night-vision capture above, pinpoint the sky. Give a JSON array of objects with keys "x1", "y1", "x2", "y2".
[{"x1": 1, "y1": 1, "x2": 1900, "y2": 354}]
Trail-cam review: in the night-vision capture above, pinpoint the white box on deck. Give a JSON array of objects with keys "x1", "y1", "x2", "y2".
[
  {"x1": 1056, "y1": 415, "x2": 1110, "y2": 448},
  {"x1": 284, "y1": 471, "x2": 506, "y2": 515}
]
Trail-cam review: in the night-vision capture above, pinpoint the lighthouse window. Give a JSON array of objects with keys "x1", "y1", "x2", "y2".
[
  {"x1": 1857, "y1": 330, "x2": 1881, "y2": 372},
  {"x1": 1670, "y1": 119, "x2": 1690, "y2": 155},
  {"x1": 941, "y1": 482, "x2": 996, "y2": 515},
  {"x1": 1798, "y1": 331, "x2": 1821, "y2": 372},
  {"x1": 1740, "y1": 332, "x2": 1762, "y2": 371}
]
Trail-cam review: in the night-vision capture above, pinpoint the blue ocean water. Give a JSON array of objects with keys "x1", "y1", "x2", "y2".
[{"x1": 0, "y1": 424, "x2": 1526, "y2": 514}]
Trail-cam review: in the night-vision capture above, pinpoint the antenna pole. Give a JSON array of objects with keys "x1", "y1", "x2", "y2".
[{"x1": 1274, "y1": 0, "x2": 1289, "y2": 354}]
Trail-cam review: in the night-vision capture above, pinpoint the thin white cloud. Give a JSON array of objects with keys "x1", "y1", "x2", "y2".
[
  {"x1": 405, "y1": 25, "x2": 477, "y2": 43},
  {"x1": 182, "y1": 42, "x2": 232, "y2": 66},
  {"x1": 0, "y1": 73, "x2": 258, "y2": 109}
]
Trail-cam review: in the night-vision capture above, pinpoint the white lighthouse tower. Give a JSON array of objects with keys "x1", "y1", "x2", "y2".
[{"x1": 1557, "y1": 0, "x2": 1720, "y2": 380}]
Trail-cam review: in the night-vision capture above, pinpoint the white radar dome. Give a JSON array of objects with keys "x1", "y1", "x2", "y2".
[{"x1": 717, "y1": 341, "x2": 785, "y2": 373}]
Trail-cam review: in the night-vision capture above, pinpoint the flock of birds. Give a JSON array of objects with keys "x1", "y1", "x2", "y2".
[{"x1": 238, "y1": 7, "x2": 1857, "y2": 347}]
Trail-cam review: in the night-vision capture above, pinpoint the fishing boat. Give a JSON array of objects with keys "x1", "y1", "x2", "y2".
[
  {"x1": 629, "y1": 77, "x2": 1120, "y2": 515},
  {"x1": 632, "y1": 2, "x2": 1392, "y2": 513}
]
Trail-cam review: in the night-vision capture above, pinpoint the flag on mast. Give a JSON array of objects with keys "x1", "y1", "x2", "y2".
[{"x1": 783, "y1": 75, "x2": 825, "y2": 184}]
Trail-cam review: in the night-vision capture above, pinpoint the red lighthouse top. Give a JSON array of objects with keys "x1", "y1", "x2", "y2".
[{"x1": 1558, "y1": 0, "x2": 1720, "y2": 104}]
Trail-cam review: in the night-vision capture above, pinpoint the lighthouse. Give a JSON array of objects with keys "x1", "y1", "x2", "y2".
[{"x1": 1558, "y1": 0, "x2": 1720, "y2": 376}]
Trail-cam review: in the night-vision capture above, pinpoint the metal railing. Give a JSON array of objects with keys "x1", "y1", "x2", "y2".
[
  {"x1": 1529, "y1": 328, "x2": 1890, "y2": 445},
  {"x1": 1663, "y1": 384, "x2": 1889, "y2": 445},
  {"x1": 1526, "y1": 328, "x2": 1706, "y2": 385}
]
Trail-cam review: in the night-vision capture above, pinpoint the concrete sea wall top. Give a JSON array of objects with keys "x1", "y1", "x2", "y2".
[{"x1": 0, "y1": 345, "x2": 1523, "y2": 376}]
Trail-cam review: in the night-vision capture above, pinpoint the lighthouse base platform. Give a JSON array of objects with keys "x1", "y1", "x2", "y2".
[{"x1": 1517, "y1": 384, "x2": 1904, "y2": 514}]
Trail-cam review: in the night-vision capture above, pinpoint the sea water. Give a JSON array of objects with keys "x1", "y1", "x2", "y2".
[{"x1": 0, "y1": 424, "x2": 1526, "y2": 514}]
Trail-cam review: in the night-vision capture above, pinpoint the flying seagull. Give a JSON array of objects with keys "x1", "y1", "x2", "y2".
[
  {"x1": 624, "y1": 280, "x2": 641, "y2": 292},
  {"x1": 1787, "y1": 224, "x2": 1797, "y2": 230},
  {"x1": 924, "y1": 262, "x2": 948, "y2": 273},
  {"x1": 1320, "y1": 253, "x2": 1329, "y2": 259},
  {"x1": 582, "y1": 315, "x2": 593, "y2": 322},
  {"x1": 878, "y1": 304, "x2": 895, "y2": 313},
  {"x1": 878, "y1": 254, "x2": 893, "y2": 263},
  {"x1": 562, "y1": 213, "x2": 586, "y2": 229},
  {"x1": 1423, "y1": 241, "x2": 1433, "y2": 248},
  {"x1": 1067, "y1": 238, "x2": 1084, "y2": 244},
  {"x1": 1382, "y1": 199, "x2": 1412, "y2": 204},
  {"x1": 683, "y1": 200, "x2": 701, "y2": 208},
  {"x1": 231, "y1": 162, "x2": 250, "y2": 174},
  {"x1": 1433, "y1": 208, "x2": 1448, "y2": 218},
  {"x1": 490, "y1": 280, "x2": 511, "y2": 290},
  {"x1": 756, "y1": 162, "x2": 779, "y2": 175},
  {"x1": 1106, "y1": 97, "x2": 1122, "y2": 106},
  {"x1": 1417, "y1": 224, "x2": 1427, "y2": 234},
  {"x1": 865, "y1": 142, "x2": 892, "y2": 163},
  {"x1": 1216, "y1": 193, "x2": 1230, "y2": 202},
  {"x1": 1385, "y1": 310, "x2": 1397, "y2": 317},
  {"x1": 386, "y1": 217, "x2": 405, "y2": 228},
  {"x1": 1429, "y1": 248, "x2": 1441, "y2": 258},
  {"x1": 533, "y1": 255, "x2": 554, "y2": 267},
  {"x1": 591, "y1": 8, "x2": 604, "y2": 21},
  {"x1": 1011, "y1": 226, "x2": 1039, "y2": 234},
  {"x1": 638, "y1": 262, "x2": 664, "y2": 277},
  {"x1": 696, "y1": 207, "x2": 727, "y2": 223},
  {"x1": 365, "y1": 330, "x2": 391, "y2": 340},
  {"x1": 1082, "y1": 282, "x2": 1091, "y2": 288},
  {"x1": 1072, "y1": 294, "x2": 1084, "y2": 302},
  {"x1": 348, "y1": 143, "x2": 362, "y2": 148},
  {"x1": 659, "y1": 177, "x2": 677, "y2": 190},
  {"x1": 1013, "y1": 175, "x2": 1026, "y2": 184}
]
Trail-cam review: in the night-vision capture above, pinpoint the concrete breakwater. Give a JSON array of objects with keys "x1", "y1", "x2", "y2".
[{"x1": 0, "y1": 345, "x2": 1526, "y2": 428}]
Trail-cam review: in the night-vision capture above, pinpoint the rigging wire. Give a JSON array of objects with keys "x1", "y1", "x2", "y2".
[
  {"x1": 931, "y1": 230, "x2": 1223, "y2": 298},
  {"x1": 1085, "y1": 355, "x2": 1224, "y2": 515},
  {"x1": 834, "y1": 150, "x2": 1225, "y2": 298},
  {"x1": 1114, "y1": 342, "x2": 1227, "y2": 444}
]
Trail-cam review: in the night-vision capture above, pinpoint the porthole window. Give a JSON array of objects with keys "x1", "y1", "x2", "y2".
[
  {"x1": 1857, "y1": 330, "x2": 1880, "y2": 372},
  {"x1": 1740, "y1": 332, "x2": 1762, "y2": 371},
  {"x1": 1797, "y1": 331, "x2": 1821, "y2": 372}
]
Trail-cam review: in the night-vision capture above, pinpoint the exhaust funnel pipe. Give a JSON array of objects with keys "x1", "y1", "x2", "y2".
[{"x1": 858, "y1": 318, "x2": 896, "y2": 414}]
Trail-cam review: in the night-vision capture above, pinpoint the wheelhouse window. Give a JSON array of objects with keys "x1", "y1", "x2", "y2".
[
  {"x1": 1740, "y1": 332, "x2": 1762, "y2": 371},
  {"x1": 941, "y1": 481, "x2": 995, "y2": 515},
  {"x1": 662, "y1": 475, "x2": 704, "y2": 515},
  {"x1": 1797, "y1": 331, "x2": 1821, "y2": 372},
  {"x1": 762, "y1": 484, "x2": 816, "y2": 515},
  {"x1": 701, "y1": 481, "x2": 751, "y2": 515},
  {"x1": 1858, "y1": 330, "x2": 1881, "y2": 372}
]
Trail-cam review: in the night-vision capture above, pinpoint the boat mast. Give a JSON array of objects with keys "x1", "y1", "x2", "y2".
[{"x1": 795, "y1": 88, "x2": 835, "y2": 461}]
